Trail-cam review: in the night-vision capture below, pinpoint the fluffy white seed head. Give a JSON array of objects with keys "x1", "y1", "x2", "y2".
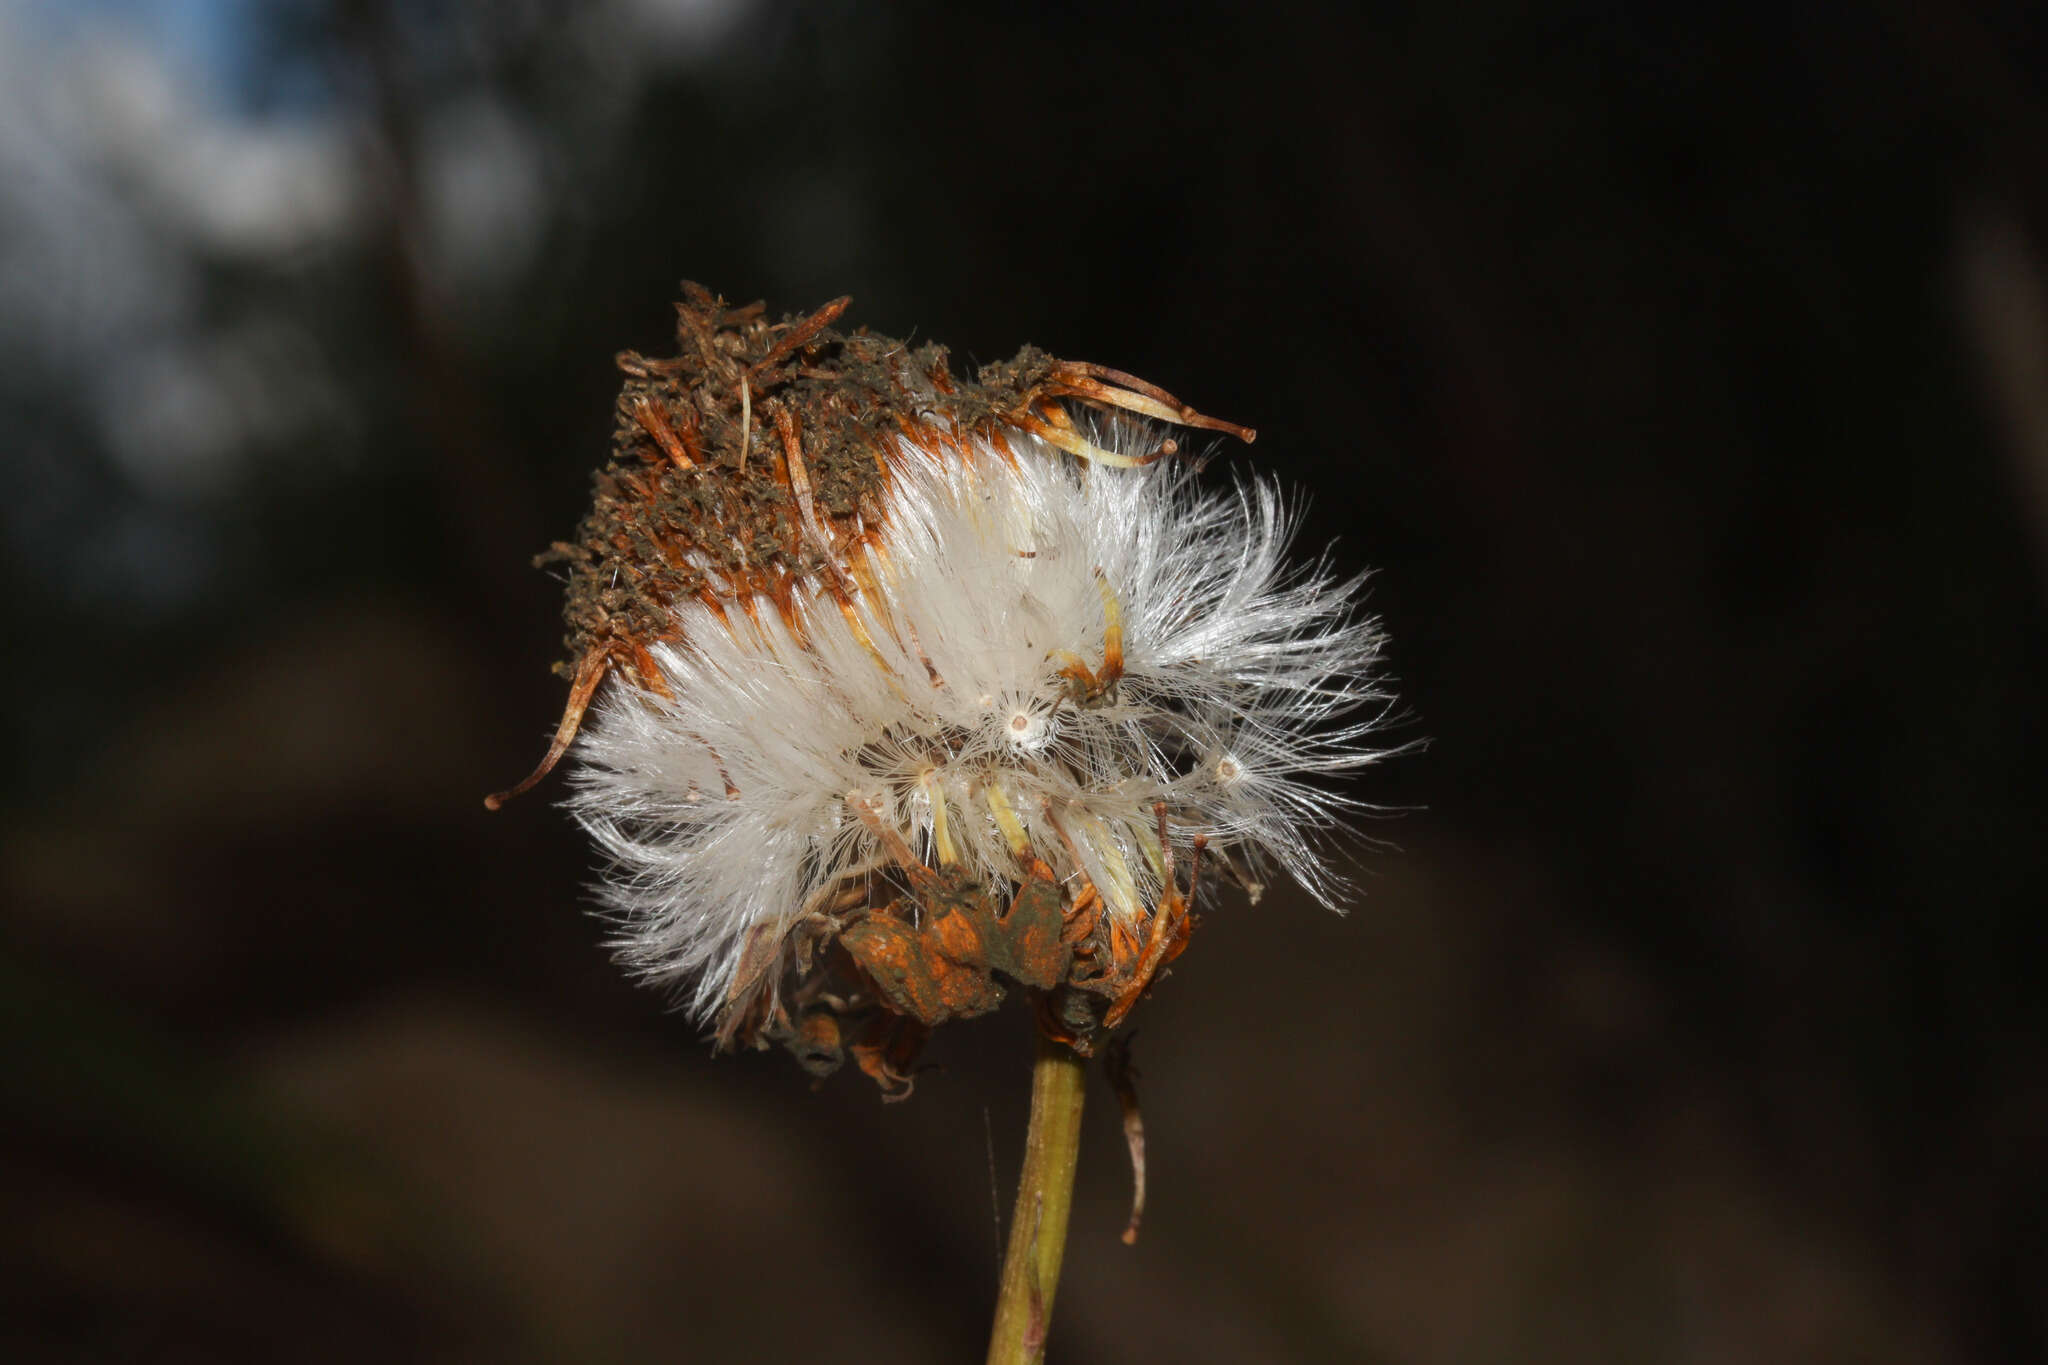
[{"x1": 567, "y1": 419, "x2": 1395, "y2": 1021}]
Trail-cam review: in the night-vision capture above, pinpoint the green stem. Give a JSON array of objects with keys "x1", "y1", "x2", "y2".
[{"x1": 986, "y1": 1026, "x2": 1088, "y2": 1365}]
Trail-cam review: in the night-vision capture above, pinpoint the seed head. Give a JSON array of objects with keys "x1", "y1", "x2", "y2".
[{"x1": 491, "y1": 287, "x2": 1396, "y2": 1090}]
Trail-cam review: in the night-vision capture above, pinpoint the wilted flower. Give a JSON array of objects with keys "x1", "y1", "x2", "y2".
[{"x1": 491, "y1": 286, "x2": 1394, "y2": 1093}]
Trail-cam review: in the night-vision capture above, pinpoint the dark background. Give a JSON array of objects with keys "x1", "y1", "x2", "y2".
[{"x1": 4, "y1": 1, "x2": 2044, "y2": 1361}]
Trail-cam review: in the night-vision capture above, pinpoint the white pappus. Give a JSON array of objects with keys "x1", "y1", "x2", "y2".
[{"x1": 565, "y1": 415, "x2": 1398, "y2": 1023}]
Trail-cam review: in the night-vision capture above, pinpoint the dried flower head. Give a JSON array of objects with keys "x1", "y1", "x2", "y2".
[{"x1": 491, "y1": 286, "x2": 1395, "y2": 1092}]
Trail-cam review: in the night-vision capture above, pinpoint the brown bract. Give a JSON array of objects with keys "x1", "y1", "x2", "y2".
[
  {"x1": 757, "y1": 805, "x2": 1204, "y2": 1099},
  {"x1": 487, "y1": 286, "x2": 1254, "y2": 1092}
]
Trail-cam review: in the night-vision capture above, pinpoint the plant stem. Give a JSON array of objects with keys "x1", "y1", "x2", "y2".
[{"x1": 985, "y1": 1027, "x2": 1088, "y2": 1365}]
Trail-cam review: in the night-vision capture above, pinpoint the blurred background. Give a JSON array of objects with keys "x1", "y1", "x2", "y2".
[{"x1": 3, "y1": 0, "x2": 2044, "y2": 1360}]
